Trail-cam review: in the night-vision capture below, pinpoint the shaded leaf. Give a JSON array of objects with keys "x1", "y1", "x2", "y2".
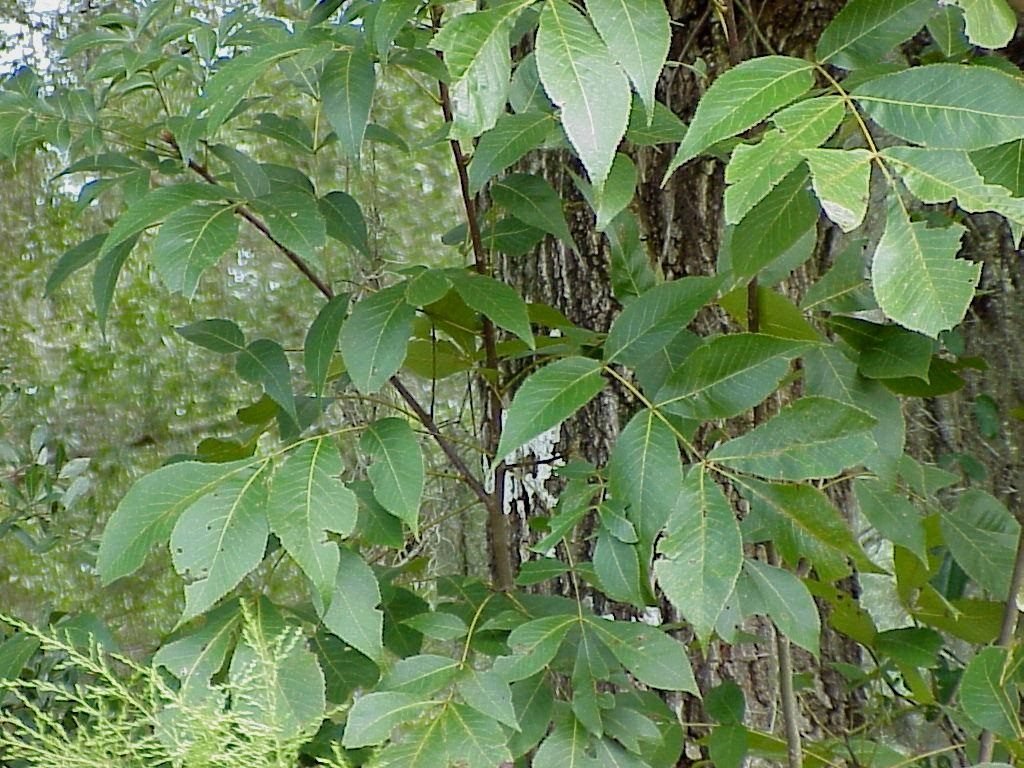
[
  {"x1": 491, "y1": 172, "x2": 576, "y2": 250},
  {"x1": 175, "y1": 318, "x2": 246, "y2": 354},
  {"x1": 320, "y1": 46, "x2": 375, "y2": 160},
  {"x1": 960, "y1": 647, "x2": 1021, "y2": 739},
  {"x1": 236, "y1": 339, "x2": 297, "y2": 421},
  {"x1": 249, "y1": 189, "x2": 326, "y2": 265},
  {"x1": 816, "y1": 0, "x2": 937, "y2": 69},
  {"x1": 320, "y1": 547, "x2": 384, "y2": 661},
  {"x1": 740, "y1": 560, "x2": 820, "y2": 656},
  {"x1": 449, "y1": 270, "x2": 534, "y2": 348},
  {"x1": 319, "y1": 189, "x2": 370, "y2": 256},
  {"x1": 152, "y1": 203, "x2": 238, "y2": 297},
  {"x1": 304, "y1": 295, "x2": 349, "y2": 397},
  {"x1": 360, "y1": 417, "x2": 424, "y2": 533},
  {"x1": 586, "y1": 617, "x2": 698, "y2": 693},
  {"x1": 468, "y1": 111, "x2": 556, "y2": 194},
  {"x1": 458, "y1": 669, "x2": 520, "y2": 730},
  {"x1": 342, "y1": 691, "x2": 432, "y2": 748},
  {"x1": 941, "y1": 489, "x2": 1019, "y2": 600},
  {"x1": 340, "y1": 284, "x2": 415, "y2": 394}
]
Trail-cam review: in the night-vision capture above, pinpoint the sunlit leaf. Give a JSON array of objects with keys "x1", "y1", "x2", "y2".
[
  {"x1": 950, "y1": 0, "x2": 1017, "y2": 49},
  {"x1": 803, "y1": 148, "x2": 872, "y2": 233},
  {"x1": 816, "y1": 0, "x2": 936, "y2": 69}
]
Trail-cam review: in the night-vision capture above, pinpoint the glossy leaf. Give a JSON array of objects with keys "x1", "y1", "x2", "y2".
[
  {"x1": 236, "y1": 339, "x2": 297, "y2": 421},
  {"x1": 872, "y1": 199, "x2": 979, "y2": 338},
  {"x1": 320, "y1": 547, "x2": 384, "y2": 661},
  {"x1": 708, "y1": 396, "x2": 877, "y2": 481},
  {"x1": 586, "y1": 0, "x2": 670, "y2": 122},
  {"x1": 666, "y1": 56, "x2": 814, "y2": 177},
  {"x1": 941, "y1": 489, "x2": 1019, "y2": 600},
  {"x1": 320, "y1": 46, "x2": 375, "y2": 160},
  {"x1": 537, "y1": 0, "x2": 631, "y2": 188},
  {"x1": 175, "y1": 318, "x2": 246, "y2": 354},
  {"x1": 803, "y1": 148, "x2": 872, "y2": 233},
  {"x1": 656, "y1": 470, "x2": 743, "y2": 646},
  {"x1": 98, "y1": 459, "x2": 254, "y2": 584},
  {"x1": 340, "y1": 284, "x2": 415, "y2": 394},
  {"x1": 304, "y1": 295, "x2": 349, "y2": 397},
  {"x1": 741, "y1": 560, "x2": 820, "y2": 656},
  {"x1": 268, "y1": 439, "x2": 356, "y2": 605},
  {"x1": 360, "y1": 417, "x2": 424, "y2": 533},
  {"x1": 853, "y1": 65, "x2": 1024, "y2": 151},
  {"x1": 468, "y1": 111, "x2": 556, "y2": 194},
  {"x1": 491, "y1": 172, "x2": 576, "y2": 250},
  {"x1": 151, "y1": 203, "x2": 238, "y2": 297},
  {"x1": 655, "y1": 334, "x2": 808, "y2": 421},
  {"x1": 496, "y1": 357, "x2": 606, "y2": 460},
  {"x1": 816, "y1": 0, "x2": 936, "y2": 69},
  {"x1": 170, "y1": 471, "x2": 270, "y2": 622}
]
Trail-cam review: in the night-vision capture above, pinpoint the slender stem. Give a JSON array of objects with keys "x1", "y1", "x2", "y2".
[
  {"x1": 431, "y1": 4, "x2": 514, "y2": 591},
  {"x1": 977, "y1": 518, "x2": 1024, "y2": 762},
  {"x1": 161, "y1": 134, "x2": 494, "y2": 518}
]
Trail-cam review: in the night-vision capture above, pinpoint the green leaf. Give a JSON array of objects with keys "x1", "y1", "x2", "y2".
[
  {"x1": 594, "y1": 532, "x2": 645, "y2": 606},
  {"x1": 494, "y1": 615, "x2": 576, "y2": 682},
  {"x1": 654, "y1": 334, "x2": 808, "y2": 421},
  {"x1": 458, "y1": 669, "x2": 520, "y2": 730},
  {"x1": 816, "y1": 0, "x2": 937, "y2": 69},
  {"x1": 594, "y1": 153, "x2": 637, "y2": 232},
  {"x1": 724, "y1": 96, "x2": 845, "y2": 225},
  {"x1": 304, "y1": 295, "x2": 349, "y2": 397},
  {"x1": 340, "y1": 284, "x2": 415, "y2": 394},
  {"x1": 665, "y1": 56, "x2": 814, "y2": 177},
  {"x1": 249, "y1": 189, "x2": 326, "y2": 265},
  {"x1": 882, "y1": 146, "x2": 1024, "y2": 231},
  {"x1": 491, "y1": 172, "x2": 576, "y2": 251},
  {"x1": 586, "y1": 617, "x2": 698, "y2": 693},
  {"x1": 708, "y1": 396, "x2": 877, "y2": 481},
  {"x1": 382, "y1": 654, "x2": 460, "y2": 696},
  {"x1": 268, "y1": 439, "x2": 356, "y2": 605},
  {"x1": 625, "y1": 95, "x2": 687, "y2": 145},
  {"x1": 373, "y1": 0, "x2": 421, "y2": 61},
  {"x1": 208, "y1": 143, "x2": 271, "y2": 199},
  {"x1": 537, "y1": 0, "x2": 631, "y2": 188},
  {"x1": 175, "y1": 318, "x2": 246, "y2": 354},
  {"x1": 510, "y1": 675, "x2": 555, "y2": 757},
  {"x1": 586, "y1": 0, "x2": 670, "y2": 122},
  {"x1": 496, "y1": 357, "x2": 606, "y2": 460},
  {"x1": 853, "y1": 64, "x2": 1024, "y2": 151},
  {"x1": 800, "y1": 240, "x2": 875, "y2": 314},
  {"x1": 830, "y1": 317, "x2": 933, "y2": 380},
  {"x1": 606, "y1": 210, "x2": 657, "y2": 302},
  {"x1": 940, "y1": 489, "x2": 1020, "y2": 600},
  {"x1": 151, "y1": 203, "x2": 238, "y2": 297},
  {"x1": 468, "y1": 111, "x2": 556, "y2": 194},
  {"x1": 971, "y1": 139, "x2": 1024, "y2": 197},
  {"x1": 853, "y1": 478, "x2": 926, "y2": 562},
  {"x1": 874, "y1": 626, "x2": 943, "y2": 668},
  {"x1": 740, "y1": 560, "x2": 819, "y2": 656},
  {"x1": 360, "y1": 417, "x2": 424, "y2": 533},
  {"x1": 534, "y1": 713, "x2": 593, "y2": 768},
  {"x1": 236, "y1": 339, "x2": 297, "y2": 422},
  {"x1": 730, "y1": 165, "x2": 819, "y2": 278},
  {"x1": 93, "y1": 234, "x2": 139, "y2": 331},
  {"x1": 246, "y1": 112, "x2": 315, "y2": 154},
  {"x1": 319, "y1": 189, "x2": 370, "y2": 256},
  {"x1": 655, "y1": 470, "x2": 743, "y2": 646},
  {"x1": 950, "y1": 0, "x2": 1017, "y2": 49},
  {"x1": 960, "y1": 647, "x2": 1022, "y2": 739},
  {"x1": 607, "y1": 408, "x2": 683, "y2": 557},
  {"x1": 45, "y1": 233, "x2": 105, "y2": 297},
  {"x1": 431, "y1": 3, "x2": 528, "y2": 138},
  {"x1": 320, "y1": 46, "x2": 375, "y2": 160},
  {"x1": 803, "y1": 148, "x2": 872, "y2": 233},
  {"x1": 604, "y1": 276, "x2": 721, "y2": 366},
  {"x1": 342, "y1": 691, "x2": 432, "y2": 748},
  {"x1": 98, "y1": 459, "x2": 253, "y2": 584},
  {"x1": 153, "y1": 600, "x2": 241, "y2": 699},
  {"x1": 321, "y1": 547, "x2": 384, "y2": 661},
  {"x1": 170, "y1": 470, "x2": 270, "y2": 622},
  {"x1": 871, "y1": 198, "x2": 979, "y2": 338},
  {"x1": 449, "y1": 270, "x2": 534, "y2": 348},
  {"x1": 0, "y1": 634, "x2": 40, "y2": 681},
  {"x1": 403, "y1": 611, "x2": 467, "y2": 641}
]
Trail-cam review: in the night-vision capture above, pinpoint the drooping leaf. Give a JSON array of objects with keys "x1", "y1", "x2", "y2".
[
  {"x1": 249, "y1": 189, "x2": 326, "y2": 265},
  {"x1": 98, "y1": 459, "x2": 254, "y2": 584},
  {"x1": 468, "y1": 111, "x2": 556, "y2": 194},
  {"x1": 496, "y1": 357, "x2": 606, "y2": 460},
  {"x1": 950, "y1": 0, "x2": 1017, "y2": 49},
  {"x1": 656, "y1": 470, "x2": 743, "y2": 646},
  {"x1": 740, "y1": 560, "x2": 820, "y2": 656},
  {"x1": 509, "y1": 675, "x2": 555, "y2": 757},
  {"x1": 853, "y1": 64, "x2": 1024, "y2": 151},
  {"x1": 586, "y1": 0, "x2": 670, "y2": 122},
  {"x1": 170, "y1": 470, "x2": 270, "y2": 622},
  {"x1": 941, "y1": 489, "x2": 1019, "y2": 600},
  {"x1": 816, "y1": 0, "x2": 937, "y2": 69},
  {"x1": 373, "y1": 0, "x2": 421, "y2": 61},
  {"x1": 268, "y1": 439, "x2": 356, "y2": 605},
  {"x1": 340, "y1": 284, "x2": 415, "y2": 394},
  {"x1": 961, "y1": 647, "x2": 1022, "y2": 739},
  {"x1": 665, "y1": 56, "x2": 814, "y2": 177},
  {"x1": 655, "y1": 334, "x2": 808, "y2": 421},
  {"x1": 604, "y1": 276, "x2": 721, "y2": 366},
  {"x1": 829, "y1": 317, "x2": 933, "y2": 380},
  {"x1": 586, "y1": 617, "x2": 698, "y2": 693},
  {"x1": 304, "y1": 294, "x2": 349, "y2": 397},
  {"x1": 594, "y1": 153, "x2": 637, "y2": 232},
  {"x1": 536, "y1": 0, "x2": 631, "y2": 188},
  {"x1": 342, "y1": 691, "x2": 432, "y2": 748},
  {"x1": 533, "y1": 713, "x2": 593, "y2": 768},
  {"x1": 320, "y1": 547, "x2": 384, "y2": 661},
  {"x1": 360, "y1": 417, "x2": 424, "y2": 533},
  {"x1": 151, "y1": 203, "x2": 239, "y2": 297},
  {"x1": 854, "y1": 478, "x2": 926, "y2": 562},
  {"x1": 491, "y1": 172, "x2": 576, "y2": 251},
  {"x1": 707, "y1": 396, "x2": 877, "y2": 481},
  {"x1": 607, "y1": 408, "x2": 683, "y2": 557},
  {"x1": 594, "y1": 532, "x2": 645, "y2": 606},
  {"x1": 606, "y1": 210, "x2": 657, "y2": 302},
  {"x1": 803, "y1": 148, "x2": 872, "y2": 233},
  {"x1": 449, "y1": 270, "x2": 535, "y2": 348},
  {"x1": 319, "y1": 189, "x2": 370, "y2": 256},
  {"x1": 236, "y1": 338, "x2": 297, "y2": 422},
  {"x1": 246, "y1": 112, "x2": 315, "y2": 154},
  {"x1": 725, "y1": 96, "x2": 845, "y2": 225},
  {"x1": 320, "y1": 46, "x2": 376, "y2": 160},
  {"x1": 175, "y1": 318, "x2": 246, "y2": 354},
  {"x1": 92, "y1": 234, "x2": 139, "y2": 331},
  {"x1": 625, "y1": 95, "x2": 687, "y2": 145},
  {"x1": 45, "y1": 233, "x2": 105, "y2": 297},
  {"x1": 871, "y1": 198, "x2": 979, "y2": 337}
]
